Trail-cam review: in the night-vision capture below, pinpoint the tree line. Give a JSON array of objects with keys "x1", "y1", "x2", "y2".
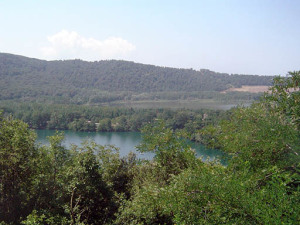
[{"x1": 0, "y1": 102, "x2": 228, "y2": 140}]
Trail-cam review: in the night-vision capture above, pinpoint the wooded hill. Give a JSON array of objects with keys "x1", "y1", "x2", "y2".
[{"x1": 0, "y1": 53, "x2": 274, "y2": 103}]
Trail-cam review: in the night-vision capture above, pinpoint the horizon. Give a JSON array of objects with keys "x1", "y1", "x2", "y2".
[{"x1": 0, "y1": 0, "x2": 299, "y2": 76}]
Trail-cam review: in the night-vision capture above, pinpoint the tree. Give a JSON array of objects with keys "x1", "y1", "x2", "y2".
[
  {"x1": 0, "y1": 114, "x2": 37, "y2": 224},
  {"x1": 137, "y1": 120, "x2": 197, "y2": 180},
  {"x1": 97, "y1": 118, "x2": 112, "y2": 132},
  {"x1": 116, "y1": 121, "x2": 198, "y2": 224},
  {"x1": 64, "y1": 143, "x2": 116, "y2": 224},
  {"x1": 264, "y1": 71, "x2": 300, "y2": 131}
]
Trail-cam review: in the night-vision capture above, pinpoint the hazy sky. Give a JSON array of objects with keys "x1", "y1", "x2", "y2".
[{"x1": 0, "y1": 0, "x2": 299, "y2": 75}]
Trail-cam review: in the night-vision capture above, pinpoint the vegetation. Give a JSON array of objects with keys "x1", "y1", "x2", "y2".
[
  {"x1": 116, "y1": 71, "x2": 300, "y2": 224},
  {"x1": 0, "y1": 53, "x2": 272, "y2": 104},
  {"x1": 0, "y1": 102, "x2": 228, "y2": 141},
  {"x1": 0, "y1": 72, "x2": 299, "y2": 224}
]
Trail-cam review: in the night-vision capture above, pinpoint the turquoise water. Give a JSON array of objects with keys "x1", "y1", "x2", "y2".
[{"x1": 35, "y1": 130, "x2": 224, "y2": 162}]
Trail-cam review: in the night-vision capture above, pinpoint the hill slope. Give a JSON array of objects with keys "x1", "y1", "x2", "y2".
[{"x1": 0, "y1": 53, "x2": 273, "y2": 103}]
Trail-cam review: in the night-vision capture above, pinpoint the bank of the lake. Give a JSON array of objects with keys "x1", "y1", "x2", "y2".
[{"x1": 36, "y1": 129, "x2": 225, "y2": 162}]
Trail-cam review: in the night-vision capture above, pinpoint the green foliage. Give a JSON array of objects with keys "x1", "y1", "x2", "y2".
[
  {"x1": 0, "y1": 53, "x2": 272, "y2": 104},
  {"x1": 63, "y1": 143, "x2": 117, "y2": 224},
  {"x1": 0, "y1": 115, "x2": 138, "y2": 224},
  {"x1": 0, "y1": 102, "x2": 228, "y2": 138},
  {"x1": 202, "y1": 103, "x2": 298, "y2": 170},
  {"x1": 0, "y1": 114, "x2": 37, "y2": 224},
  {"x1": 264, "y1": 71, "x2": 300, "y2": 131},
  {"x1": 142, "y1": 164, "x2": 300, "y2": 225},
  {"x1": 0, "y1": 72, "x2": 299, "y2": 224},
  {"x1": 116, "y1": 122, "x2": 199, "y2": 224},
  {"x1": 95, "y1": 145, "x2": 138, "y2": 199},
  {"x1": 137, "y1": 121, "x2": 197, "y2": 180},
  {"x1": 199, "y1": 72, "x2": 300, "y2": 171},
  {"x1": 97, "y1": 118, "x2": 112, "y2": 131},
  {"x1": 21, "y1": 210, "x2": 69, "y2": 225},
  {"x1": 117, "y1": 72, "x2": 300, "y2": 224}
]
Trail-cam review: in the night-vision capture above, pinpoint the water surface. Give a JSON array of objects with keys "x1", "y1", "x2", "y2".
[{"x1": 36, "y1": 130, "x2": 224, "y2": 162}]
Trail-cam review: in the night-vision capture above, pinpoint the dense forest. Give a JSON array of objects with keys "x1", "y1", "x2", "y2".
[
  {"x1": 0, "y1": 101, "x2": 228, "y2": 141},
  {"x1": 0, "y1": 72, "x2": 299, "y2": 224},
  {"x1": 0, "y1": 53, "x2": 272, "y2": 104}
]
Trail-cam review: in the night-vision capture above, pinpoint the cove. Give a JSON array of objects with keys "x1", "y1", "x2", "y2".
[{"x1": 36, "y1": 129, "x2": 225, "y2": 162}]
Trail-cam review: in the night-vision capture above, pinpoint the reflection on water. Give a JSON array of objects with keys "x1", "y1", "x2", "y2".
[{"x1": 36, "y1": 130, "x2": 225, "y2": 163}]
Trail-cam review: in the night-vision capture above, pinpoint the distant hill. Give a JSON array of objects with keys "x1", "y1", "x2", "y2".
[{"x1": 0, "y1": 53, "x2": 274, "y2": 104}]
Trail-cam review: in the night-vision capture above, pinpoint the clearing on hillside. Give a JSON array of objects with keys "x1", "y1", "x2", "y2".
[{"x1": 223, "y1": 85, "x2": 269, "y2": 93}]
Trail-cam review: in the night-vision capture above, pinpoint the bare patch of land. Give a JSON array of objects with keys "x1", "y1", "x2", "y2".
[{"x1": 223, "y1": 85, "x2": 270, "y2": 93}]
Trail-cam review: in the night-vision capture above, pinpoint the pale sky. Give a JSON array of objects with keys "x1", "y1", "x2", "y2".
[{"x1": 0, "y1": 0, "x2": 299, "y2": 75}]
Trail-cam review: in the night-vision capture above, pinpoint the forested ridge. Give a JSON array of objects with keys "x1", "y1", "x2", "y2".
[
  {"x1": 0, "y1": 53, "x2": 273, "y2": 103},
  {"x1": 0, "y1": 72, "x2": 299, "y2": 224}
]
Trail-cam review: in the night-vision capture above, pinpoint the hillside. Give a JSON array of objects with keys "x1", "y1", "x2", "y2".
[{"x1": 0, "y1": 53, "x2": 274, "y2": 104}]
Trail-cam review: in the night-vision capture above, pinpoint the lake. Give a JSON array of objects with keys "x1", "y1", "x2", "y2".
[{"x1": 36, "y1": 130, "x2": 224, "y2": 162}]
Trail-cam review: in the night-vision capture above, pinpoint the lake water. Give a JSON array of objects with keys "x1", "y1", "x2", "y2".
[{"x1": 35, "y1": 130, "x2": 224, "y2": 162}]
